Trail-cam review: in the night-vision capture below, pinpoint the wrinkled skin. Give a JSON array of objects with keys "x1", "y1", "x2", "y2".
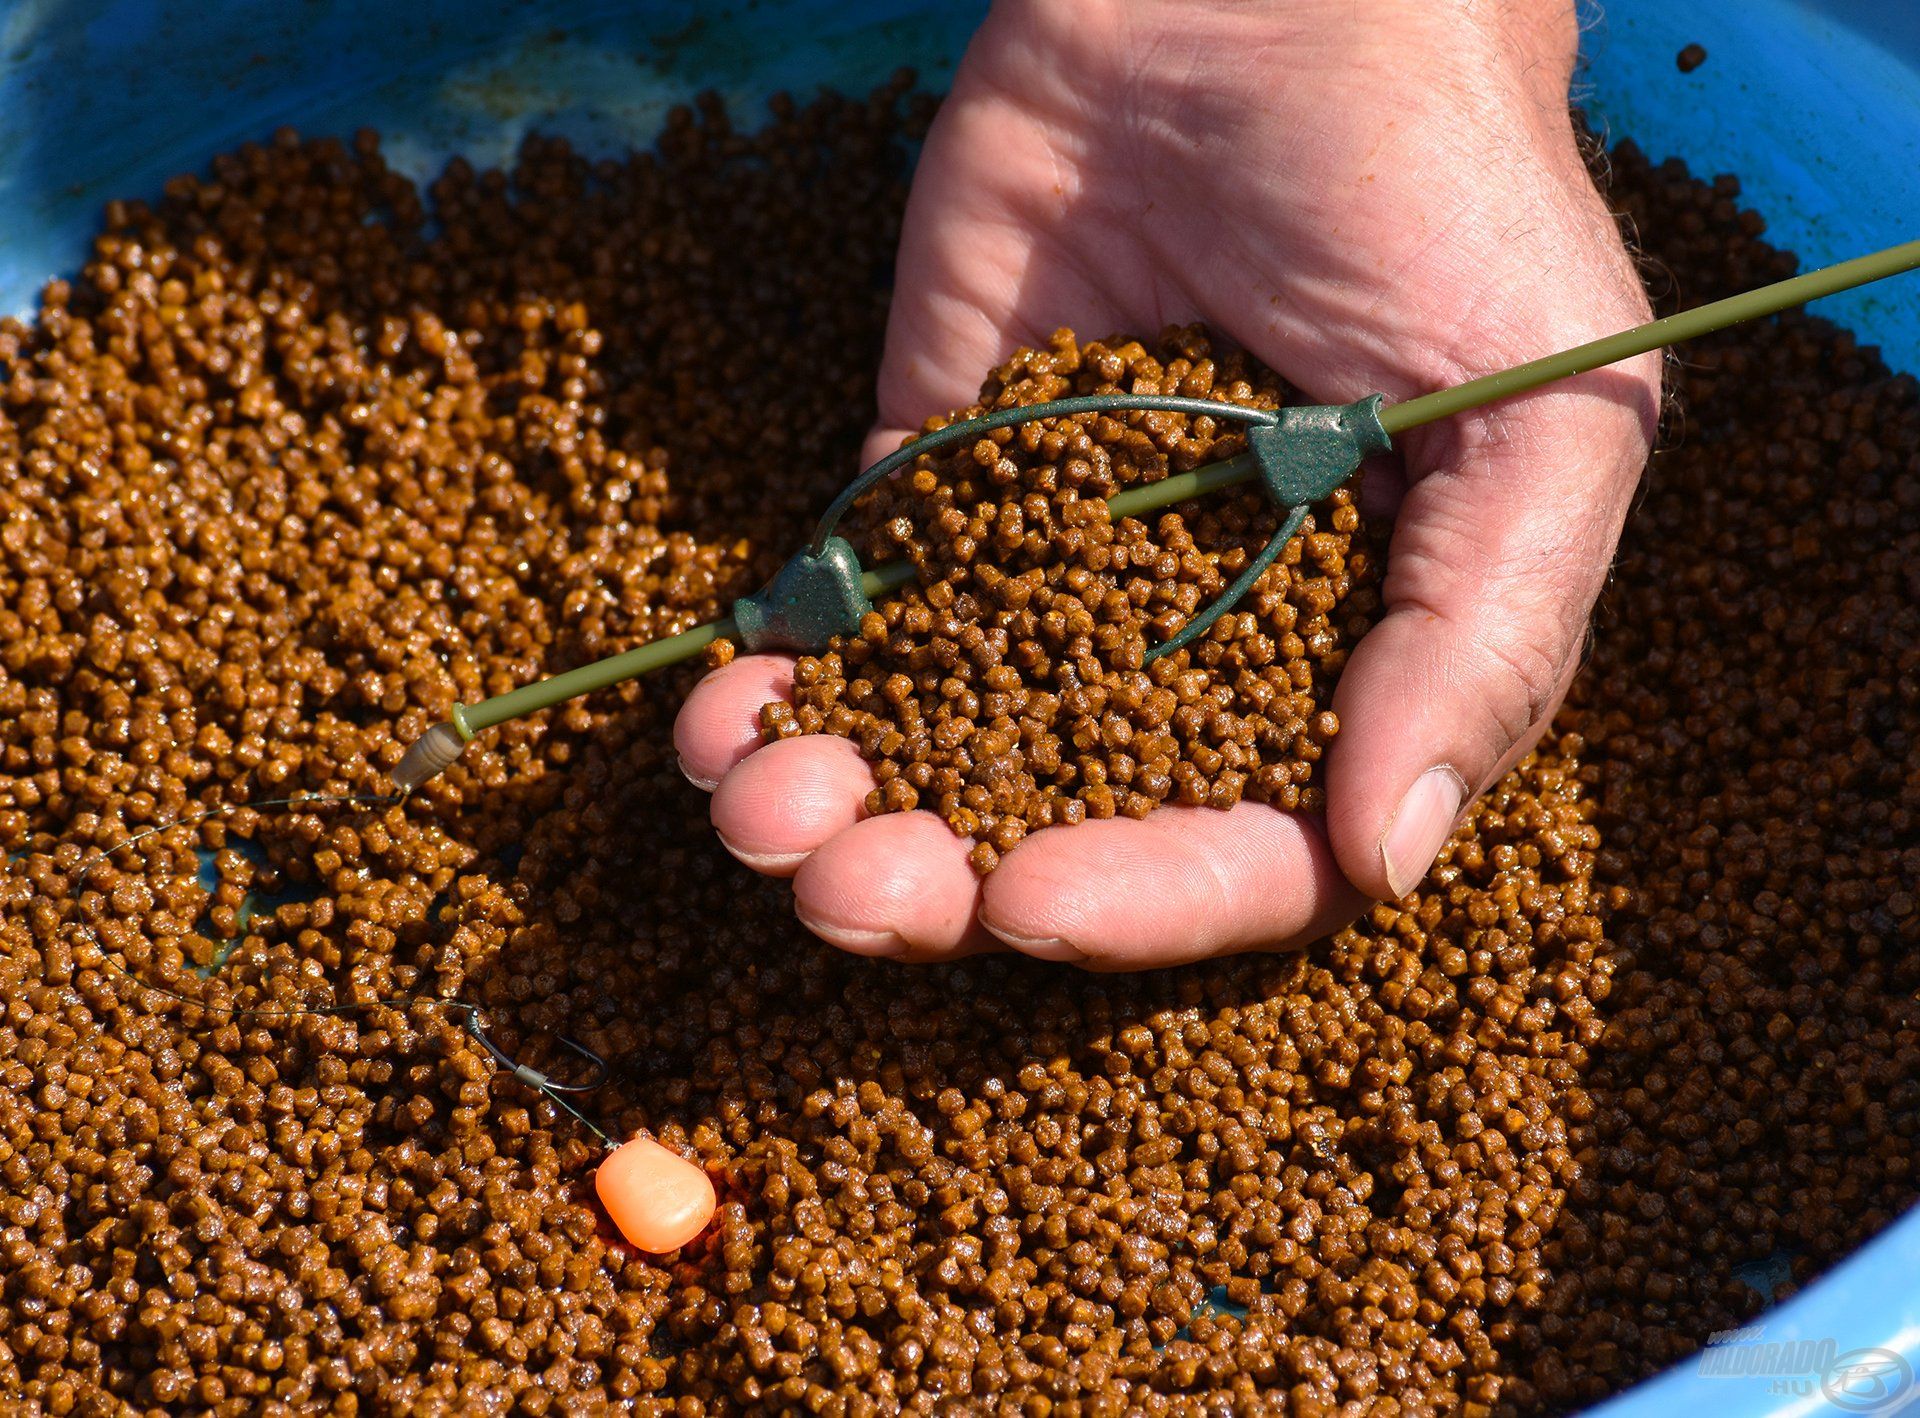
[{"x1": 674, "y1": 0, "x2": 1660, "y2": 967}]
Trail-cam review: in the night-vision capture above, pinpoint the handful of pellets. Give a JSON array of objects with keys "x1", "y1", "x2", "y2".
[{"x1": 764, "y1": 328, "x2": 1381, "y2": 872}]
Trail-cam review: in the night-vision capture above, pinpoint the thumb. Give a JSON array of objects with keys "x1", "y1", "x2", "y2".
[{"x1": 1324, "y1": 359, "x2": 1659, "y2": 899}]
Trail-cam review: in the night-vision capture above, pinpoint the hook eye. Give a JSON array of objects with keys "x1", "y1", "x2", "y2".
[{"x1": 462, "y1": 1007, "x2": 610, "y2": 1094}]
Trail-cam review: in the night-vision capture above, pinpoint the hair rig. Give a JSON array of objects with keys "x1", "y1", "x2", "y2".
[
  {"x1": 391, "y1": 237, "x2": 1920, "y2": 792},
  {"x1": 73, "y1": 793, "x2": 716, "y2": 1253}
]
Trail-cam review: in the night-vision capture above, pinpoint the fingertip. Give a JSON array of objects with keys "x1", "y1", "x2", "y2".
[
  {"x1": 709, "y1": 735, "x2": 874, "y2": 877},
  {"x1": 792, "y1": 811, "x2": 990, "y2": 962},
  {"x1": 673, "y1": 654, "x2": 797, "y2": 790},
  {"x1": 859, "y1": 425, "x2": 918, "y2": 471},
  {"x1": 1379, "y1": 764, "x2": 1469, "y2": 900},
  {"x1": 982, "y1": 805, "x2": 1361, "y2": 969}
]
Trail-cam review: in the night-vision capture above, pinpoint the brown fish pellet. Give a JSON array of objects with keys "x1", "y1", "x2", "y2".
[
  {"x1": 778, "y1": 327, "x2": 1380, "y2": 867},
  {"x1": 1677, "y1": 42, "x2": 1709, "y2": 72},
  {"x1": 0, "y1": 87, "x2": 1915, "y2": 1418}
]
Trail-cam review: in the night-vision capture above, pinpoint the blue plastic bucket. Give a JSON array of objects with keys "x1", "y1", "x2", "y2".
[{"x1": 1, "y1": 3, "x2": 1915, "y2": 1413}]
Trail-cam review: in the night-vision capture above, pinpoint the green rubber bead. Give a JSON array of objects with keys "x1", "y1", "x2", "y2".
[
  {"x1": 731, "y1": 536, "x2": 875, "y2": 654},
  {"x1": 1247, "y1": 394, "x2": 1391, "y2": 506}
]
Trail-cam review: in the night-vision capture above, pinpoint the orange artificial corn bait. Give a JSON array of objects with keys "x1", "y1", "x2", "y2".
[{"x1": 595, "y1": 1136, "x2": 716, "y2": 1252}]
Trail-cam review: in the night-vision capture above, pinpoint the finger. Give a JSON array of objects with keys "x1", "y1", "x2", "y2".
[
  {"x1": 672, "y1": 654, "x2": 796, "y2": 790},
  {"x1": 708, "y1": 735, "x2": 874, "y2": 877},
  {"x1": 1325, "y1": 360, "x2": 1659, "y2": 901},
  {"x1": 978, "y1": 803, "x2": 1366, "y2": 970},
  {"x1": 792, "y1": 812, "x2": 995, "y2": 962}
]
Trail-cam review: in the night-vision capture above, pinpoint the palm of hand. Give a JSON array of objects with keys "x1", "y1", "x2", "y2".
[{"x1": 674, "y1": 0, "x2": 1660, "y2": 968}]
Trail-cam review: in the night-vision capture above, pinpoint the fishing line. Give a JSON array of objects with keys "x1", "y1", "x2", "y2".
[{"x1": 59, "y1": 789, "x2": 616, "y2": 1148}]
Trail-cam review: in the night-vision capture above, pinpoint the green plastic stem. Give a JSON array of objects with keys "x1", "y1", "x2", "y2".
[
  {"x1": 459, "y1": 621, "x2": 732, "y2": 733},
  {"x1": 1381, "y1": 236, "x2": 1920, "y2": 436},
  {"x1": 448, "y1": 236, "x2": 1920, "y2": 735},
  {"x1": 456, "y1": 561, "x2": 918, "y2": 734},
  {"x1": 1105, "y1": 449, "x2": 1261, "y2": 520}
]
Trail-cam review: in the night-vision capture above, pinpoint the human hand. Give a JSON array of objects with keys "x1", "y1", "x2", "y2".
[{"x1": 674, "y1": 0, "x2": 1660, "y2": 967}]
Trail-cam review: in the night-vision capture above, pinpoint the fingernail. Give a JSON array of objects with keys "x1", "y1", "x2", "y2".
[
  {"x1": 715, "y1": 830, "x2": 807, "y2": 875},
  {"x1": 794, "y1": 905, "x2": 907, "y2": 958},
  {"x1": 983, "y1": 922, "x2": 1084, "y2": 962},
  {"x1": 1381, "y1": 766, "x2": 1466, "y2": 899},
  {"x1": 677, "y1": 755, "x2": 720, "y2": 793}
]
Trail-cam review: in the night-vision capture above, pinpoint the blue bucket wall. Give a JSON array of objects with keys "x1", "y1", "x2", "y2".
[{"x1": 1, "y1": 3, "x2": 1915, "y2": 1414}]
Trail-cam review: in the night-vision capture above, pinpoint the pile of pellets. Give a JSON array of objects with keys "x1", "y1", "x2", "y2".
[
  {"x1": 0, "y1": 81, "x2": 1916, "y2": 1417},
  {"x1": 769, "y1": 330, "x2": 1375, "y2": 872}
]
